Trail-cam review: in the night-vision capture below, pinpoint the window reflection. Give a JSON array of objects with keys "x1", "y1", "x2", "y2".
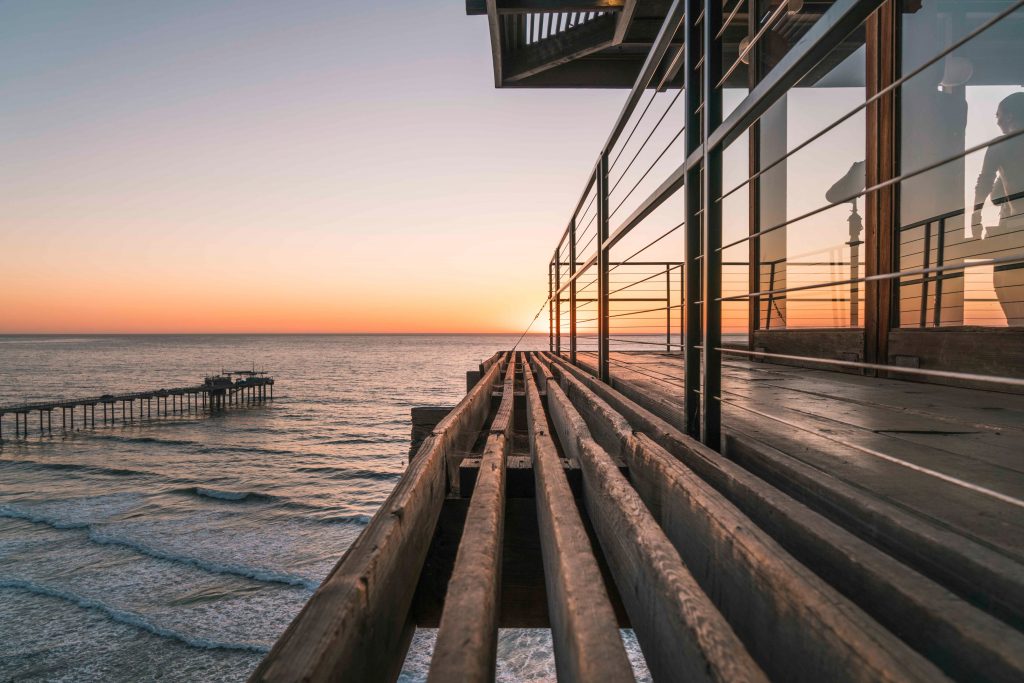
[
  {"x1": 755, "y1": 43, "x2": 866, "y2": 330},
  {"x1": 898, "y1": 0, "x2": 1024, "y2": 327}
]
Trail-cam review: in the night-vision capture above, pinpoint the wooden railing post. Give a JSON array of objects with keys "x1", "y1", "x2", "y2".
[
  {"x1": 597, "y1": 158, "x2": 610, "y2": 383},
  {"x1": 864, "y1": 0, "x2": 898, "y2": 370}
]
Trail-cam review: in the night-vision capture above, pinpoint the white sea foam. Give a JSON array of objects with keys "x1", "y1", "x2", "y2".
[
  {"x1": 0, "y1": 506, "x2": 320, "y2": 590},
  {"x1": 0, "y1": 578, "x2": 270, "y2": 653}
]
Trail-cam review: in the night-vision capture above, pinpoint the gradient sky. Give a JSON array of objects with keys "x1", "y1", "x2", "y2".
[
  {"x1": 0, "y1": 0, "x2": 623, "y2": 333},
  {"x1": 4, "y1": 3, "x2": 1017, "y2": 334}
]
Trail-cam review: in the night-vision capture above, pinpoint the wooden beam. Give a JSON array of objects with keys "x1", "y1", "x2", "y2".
[
  {"x1": 251, "y1": 359, "x2": 504, "y2": 683},
  {"x1": 523, "y1": 353, "x2": 635, "y2": 682},
  {"x1": 446, "y1": 351, "x2": 509, "y2": 496},
  {"x1": 486, "y1": 0, "x2": 504, "y2": 87},
  {"x1": 612, "y1": 0, "x2": 638, "y2": 44},
  {"x1": 545, "y1": 380, "x2": 767, "y2": 683},
  {"x1": 864, "y1": 0, "x2": 897, "y2": 369},
  {"x1": 428, "y1": 354, "x2": 517, "y2": 681},
  {"x1": 540, "y1": 354, "x2": 949, "y2": 683},
  {"x1": 468, "y1": 0, "x2": 625, "y2": 15},
  {"x1": 543, "y1": 352, "x2": 1024, "y2": 681},
  {"x1": 428, "y1": 433, "x2": 509, "y2": 681},
  {"x1": 504, "y1": 12, "x2": 617, "y2": 82}
]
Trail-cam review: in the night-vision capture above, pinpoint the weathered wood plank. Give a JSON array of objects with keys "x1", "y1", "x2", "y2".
[
  {"x1": 427, "y1": 354, "x2": 518, "y2": 681},
  {"x1": 410, "y1": 406, "x2": 453, "y2": 461},
  {"x1": 721, "y1": 387, "x2": 1024, "y2": 501},
  {"x1": 546, "y1": 381, "x2": 767, "y2": 683},
  {"x1": 428, "y1": 434, "x2": 508, "y2": 682},
  {"x1": 540, "y1": 356, "x2": 948, "y2": 682},
  {"x1": 250, "y1": 359, "x2": 504, "y2": 683},
  {"x1": 573, "y1": 352, "x2": 1024, "y2": 616},
  {"x1": 722, "y1": 424, "x2": 1024, "y2": 626},
  {"x1": 444, "y1": 352, "x2": 508, "y2": 497},
  {"x1": 490, "y1": 351, "x2": 518, "y2": 436},
  {"x1": 523, "y1": 353, "x2": 635, "y2": 682},
  {"x1": 544, "y1": 352, "x2": 1024, "y2": 682}
]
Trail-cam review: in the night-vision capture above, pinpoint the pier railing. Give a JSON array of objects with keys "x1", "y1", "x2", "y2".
[{"x1": 538, "y1": 0, "x2": 1024, "y2": 451}]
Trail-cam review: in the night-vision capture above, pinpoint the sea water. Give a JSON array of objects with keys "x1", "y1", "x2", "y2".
[{"x1": 0, "y1": 335, "x2": 648, "y2": 682}]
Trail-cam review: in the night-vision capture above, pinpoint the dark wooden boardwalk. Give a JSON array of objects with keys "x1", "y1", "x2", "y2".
[
  {"x1": 252, "y1": 351, "x2": 1024, "y2": 683},
  {"x1": 572, "y1": 351, "x2": 1024, "y2": 561}
]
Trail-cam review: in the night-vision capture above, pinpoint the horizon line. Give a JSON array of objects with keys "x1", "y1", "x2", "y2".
[{"x1": 0, "y1": 331, "x2": 555, "y2": 336}]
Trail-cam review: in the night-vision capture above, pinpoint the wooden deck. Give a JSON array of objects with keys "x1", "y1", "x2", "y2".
[
  {"x1": 252, "y1": 351, "x2": 1024, "y2": 683},
  {"x1": 572, "y1": 351, "x2": 1024, "y2": 564}
]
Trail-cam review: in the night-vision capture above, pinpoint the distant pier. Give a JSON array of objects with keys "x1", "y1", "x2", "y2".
[{"x1": 0, "y1": 370, "x2": 273, "y2": 440}]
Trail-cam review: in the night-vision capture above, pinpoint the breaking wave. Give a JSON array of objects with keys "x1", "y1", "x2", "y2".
[
  {"x1": 0, "y1": 507, "x2": 319, "y2": 590},
  {"x1": 0, "y1": 578, "x2": 270, "y2": 653}
]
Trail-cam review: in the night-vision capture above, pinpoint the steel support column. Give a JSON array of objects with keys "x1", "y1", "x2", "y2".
[
  {"x1": 554, "y1": 248, "x2": 561, "y2": 355},
  {"x1": 683, "y1": 0, "x2": 703, "y2": 439},
  {"x1": 569, "y1": 217, "x2": 577, "y2": 365},
  {"x1": 701, "y1": 0, "x2": 724, "y2": 449},
  {"x1": 597, "y1": 153, "x2": 610, "y2": 383},
  {"x1": 548, "y1": 260, "x2": 554, "y2": 352}
]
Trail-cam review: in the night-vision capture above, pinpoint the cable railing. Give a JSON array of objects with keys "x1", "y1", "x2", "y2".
[{"x1": 527, "y1": 0, "x2": 1024, "y2": 457}]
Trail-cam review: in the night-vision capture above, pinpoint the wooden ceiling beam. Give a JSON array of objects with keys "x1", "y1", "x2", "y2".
[
  {"x1": 612, "y1": 0, "x2": 638, "y2": 44},
  {"x1": 486, "y1": 0, "x2": 504, "y2": 87},
  {"x1": 504, "y1": 12, "x2": 618, "y2": 83},
  {"x1": 467, "y1": 0, "x2": 625, "y2": 15}
]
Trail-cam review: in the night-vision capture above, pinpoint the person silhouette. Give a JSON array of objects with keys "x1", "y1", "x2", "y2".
[{"x1": 971, "y1": 92, "x2": 1024, "y2": 325}]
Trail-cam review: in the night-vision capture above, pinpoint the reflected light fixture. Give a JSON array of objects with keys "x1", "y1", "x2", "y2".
[{"x1": 940, "y1": 55, "x2": 974, "y2": 88}]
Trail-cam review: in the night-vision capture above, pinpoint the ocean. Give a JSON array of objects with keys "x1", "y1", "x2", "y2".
[{"x1": 0, "y1": 334, "x2": 648, "y2": 682}]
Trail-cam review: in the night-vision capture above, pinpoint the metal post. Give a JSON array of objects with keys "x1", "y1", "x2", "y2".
[
  {"x1": 555, "y1": 248, "x2": 561, "y2": 355},
  {"x1": 848, "y1": 201, "x2": 864, "y2": 328},
  {"x1": 548, "y1": 260, "x2": 554, "y2": 352},
  {"x1": 569, "y1": 217, "x2": 578, "y2": 365},
  {"x1": 933, "y1": 217, "x2": 945, "y2": 327},
  {"x1": 666, "y1": 263, "x2": 672, "y2": 353},
  {"x1": 597, "y1": 157, "x2": 610, "y2": 383},
  {"x1": 920, "y1": 221, "x2": 931, "y2": 328},
  {"x1": 701, "y1": 0, "x2": 724, "y2": 449},
  {"x1": 683, "y1": 0, "x2": 703, "y2": 439}
]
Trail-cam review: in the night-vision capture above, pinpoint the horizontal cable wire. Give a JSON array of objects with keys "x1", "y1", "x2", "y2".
[
  {"x1": 718, "y1": 253, "x2": 1024, "y2": 302},
  {"x1": 609, "y1": 88, "x2": 684, "y2": 194},
  {"x1": 608, "y1": 90, "x2": 660, "y2": 173},
  {"x1": 717, "y1": 0, "x2": 1024, "y2": 205},
  {"x1": 719, "y1": 127, "x2": 1024, "y2": 253},
  {"x1": 610, "y1": 126, "x2": 686, "y2": 219}
]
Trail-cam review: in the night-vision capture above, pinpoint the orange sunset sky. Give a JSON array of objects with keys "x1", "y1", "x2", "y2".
[
  {"x1": 0, "y1": 1, "x2": 623, "y2": 334},
  {"x1": 4, "y1": 3, "x2": 1016, "y2": 335}
]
